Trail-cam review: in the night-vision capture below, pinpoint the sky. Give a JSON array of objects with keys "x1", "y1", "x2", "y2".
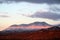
[{"x1": 0, "y1": 0, "x2": 60, "y2": 31}]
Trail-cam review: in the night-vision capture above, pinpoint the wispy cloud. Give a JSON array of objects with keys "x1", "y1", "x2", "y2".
[
  {"x1": 0, "y1": 0, "x2": 60, "y2": 4},
  {"x1": 0, "y1": 12, "x2": 9, "y2": 17},
  {"x1": 0, "y1": 15, "x2": 9, "y2": 17},
  {"x1": 30, "y1": 12, "x2": 60, "y2": 20}
]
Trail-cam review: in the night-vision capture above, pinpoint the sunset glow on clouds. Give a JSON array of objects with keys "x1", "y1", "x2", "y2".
[{"x1": 0, "y1": 0, "x2": 60, "y2": 31}]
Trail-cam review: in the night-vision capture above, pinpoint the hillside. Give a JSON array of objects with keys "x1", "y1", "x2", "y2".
[{"x1": 0, "y1": 26, "x2": 60, "y2": 40}]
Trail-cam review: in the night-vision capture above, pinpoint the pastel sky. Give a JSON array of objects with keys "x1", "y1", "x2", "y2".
[{"x1": 0, "y1": 0, "x2": 60, "y2": 31}]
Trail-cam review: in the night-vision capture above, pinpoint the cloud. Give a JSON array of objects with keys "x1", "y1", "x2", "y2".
[
  {"x1": 0, "y1": 0, "x2": 60, "y2": 4},
  {"x1": 0, "y1": 12, "x2": 9, "y2": 17},
  {"x1": 0, "y1": 15, "x2": 9, "y2": 17},
  {"x1": 49, "y1": 4, "x2": 60, "y2": 13},
  {"x1": 30, "y1": 12, "x2": 60, "y2": 20}
]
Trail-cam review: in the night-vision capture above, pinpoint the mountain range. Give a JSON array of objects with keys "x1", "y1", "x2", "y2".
[
  {"x1": 2, "y1": 22, "x2": 52, "y2": 32},
  {"x1": 1, "y1": 21, "x2": 60, "y2": 33}
]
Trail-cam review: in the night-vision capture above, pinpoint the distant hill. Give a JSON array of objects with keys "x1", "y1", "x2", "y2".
[
  {"x1": 10, "y1": 21, "x2": 51, "y2": 27},
  {"x1": 47, "y1": 26, "x2": 60, "y2": 30},
  {"x1": 29, "y1": 21, "x2": 51, "y2": 26},
  {"x1": 56, "y1": 24, "x2": 60, "y2": 27},
  {"x1": 1, "y1": 21, "x2": 52, "y2": 33},
  {"x1": 10, "y1": 24, "x2": 18, "y2": 27}
]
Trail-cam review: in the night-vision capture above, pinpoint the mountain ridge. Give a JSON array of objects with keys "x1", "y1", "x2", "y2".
[{"x1": 10, "y1": 21, "x2": 52, "y2": 27}]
